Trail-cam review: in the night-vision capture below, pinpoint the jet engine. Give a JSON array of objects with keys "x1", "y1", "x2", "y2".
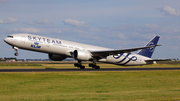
[
  {"x1": 73, "y1": 50, "x2": 92, "y2": 61},
  {"x1": 48, "y1": 54, "x2": 67, "y2": 61}
]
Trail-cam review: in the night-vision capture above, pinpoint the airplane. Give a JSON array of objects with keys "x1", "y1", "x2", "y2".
[{"x1": 4, "y1": 33, "x2": 161, "y2": 69}]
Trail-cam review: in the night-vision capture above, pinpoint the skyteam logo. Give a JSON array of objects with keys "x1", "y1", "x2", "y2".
[
  {"x1": 113, "y1": 53, "x2": 137, "y2": 65},
  {"x1": 31, "y1": 42, "x2": 41, "y2": 48},
  {"x1": 147, "y1": 42, "x2": 155, "y2": 52}
]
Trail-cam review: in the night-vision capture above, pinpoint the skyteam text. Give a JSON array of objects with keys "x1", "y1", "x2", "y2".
[{"x1": 28, "y1": 35, "x2": 61, "y2": 44}]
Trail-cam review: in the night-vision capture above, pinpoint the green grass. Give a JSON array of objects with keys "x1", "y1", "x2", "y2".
[
  {"x1": 0, "y1": 64, "x2": 42, "y2": 66},
  {"x1": 0, "y1": 64, "x2": 43, "y2": 69},
  {"x1": 0, "y1": 61, "x2": 180, "y2": 100},
  {"x1": 0, "y1": 71, "x2": 180, "y2": 101}
]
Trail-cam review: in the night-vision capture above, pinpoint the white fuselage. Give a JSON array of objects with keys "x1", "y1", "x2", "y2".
[{"x1": 4, "y1": 33, "x2": 152, "y2": 65}]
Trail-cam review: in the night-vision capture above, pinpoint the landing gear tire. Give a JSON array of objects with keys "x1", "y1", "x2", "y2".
[
  {"x1": 89, "y1": 63, "x2": 100, "y2": 69},
  {"x1": 93, "y1": 66, "x2": 100, "y2": 69},
  {"x1": 14, "y1": 53, "x2": 18, "y2": 56},
  {"x1": 74, "y1": 63, "x2": 80, "y2": 67},
  {"x1": 74, "y1": 61, "x2": 85, "y2": 69},
  {"x1": 89, "y1": 63, "x2": 95, "y2": 67},
  {"x1": 80, "y1": 66, "x2": 85, "y2": 69},
  {"x1": 95, "y1": 66, "x2": 100, "y2": 69}
]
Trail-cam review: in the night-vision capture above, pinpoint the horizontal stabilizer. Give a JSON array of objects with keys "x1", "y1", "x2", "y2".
[{"x1": 145, "y1": 59, "x2": 172, "y2": 64}]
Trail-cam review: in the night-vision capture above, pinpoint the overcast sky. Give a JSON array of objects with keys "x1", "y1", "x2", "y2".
[{"x1": 0, "y1": 0, "x2": 180, "y2": 59}]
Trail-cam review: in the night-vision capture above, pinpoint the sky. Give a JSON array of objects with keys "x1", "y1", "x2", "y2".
[{"x1": 0, "y1": 0, "x2": 180, "y2": 59}]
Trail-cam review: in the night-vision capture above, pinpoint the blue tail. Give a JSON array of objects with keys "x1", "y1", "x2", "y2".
[{"x1": 138, "y1": 36, "x2": 160, "y2": 58}]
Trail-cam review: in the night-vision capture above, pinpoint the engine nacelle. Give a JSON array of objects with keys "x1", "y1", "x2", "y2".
[
  {"x1": 73, "y1": 50, "x2": 92, "y2": 61},
  {"x1": 48, "y1": 54, "x2": 67, "y2": 61}
]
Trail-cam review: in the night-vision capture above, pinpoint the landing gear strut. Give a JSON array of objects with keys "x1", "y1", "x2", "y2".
[
  {"x1": 13, "y1": 46, "x2": 18, "y2": 56},
  {"x1": 89, "y1": 58, "x2": 100, "y2": 69},
  {"x1": 74, "y1": 61, "x2": 85, "y2": 69}
]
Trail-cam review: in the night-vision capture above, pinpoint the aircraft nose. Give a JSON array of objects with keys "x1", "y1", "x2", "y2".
[
  {"x1": 3, "y1": 37, "x2": 8, "y2": 43},
  {"x1": 4, "y1": 37, "x2": 12, "y2": 44}
]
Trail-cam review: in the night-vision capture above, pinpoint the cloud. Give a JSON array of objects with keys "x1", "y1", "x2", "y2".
[
  {"x1": 61, "y1": 28, "x2": 88, "y2": 35},
  {"x1": 25, "y1": 19, "x2": 51, "y2": 25},
  {"x1": 63, "y1": 19, "x2": 88, "y2": 27},
  {"x1": 9, "y1": 27, "x2": 61, "y2": 34},
  {"x1": 9, "y1": 28, "x2": 41, "y2": 33},
  {"x1": 0, "y1": 0, "x2": 8, "y2": 3},
  {"x1": 169, "y1": 46, "x2": 179, "y2": 50},
  {"x1": 89, "y1": 28, "x2": 110, "y2": 32},
  {"x1": 0, "y1": 17, "x2": 18, "y2": 24},
  {"x1": 158, "y1": 6, "x2": 180, "y2": 16},
  {"x1": 118, "y1": 33, "x2": 125, "y2": 39},
  {"x1": 143, "y1": 24, "x2": 160, "y2": 29},
  {"x1": 141, "y1": 24, "x2": 172, "y2": 34}
]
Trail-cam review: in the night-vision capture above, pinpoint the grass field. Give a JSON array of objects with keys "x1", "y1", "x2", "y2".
[
  {"x1": 0, "y1": 61, "x2": 180, "y2": 101},
  {"x1": 0, "y1": 71, "x2": 180, "y2": 101}
]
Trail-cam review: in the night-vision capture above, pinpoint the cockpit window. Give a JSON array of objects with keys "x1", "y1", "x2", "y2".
[{"x1": 7, "y1": 36, "x2": 13, "y2": 38}]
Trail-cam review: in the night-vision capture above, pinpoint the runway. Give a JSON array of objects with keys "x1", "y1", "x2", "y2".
[{"x1": 0, "y1": 67, "x2": 180, "y2": 72}]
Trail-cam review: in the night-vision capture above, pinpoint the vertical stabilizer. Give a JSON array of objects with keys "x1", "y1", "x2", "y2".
[{"x1": 138, "y1": 36, "x2": 160, "y2": 58}]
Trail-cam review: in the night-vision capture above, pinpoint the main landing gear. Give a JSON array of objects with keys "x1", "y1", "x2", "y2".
[
  {"x1": 13, "y1": 46, "x2": 19, "y2": 56},
  {"x1": 74, "y1": 61, "x2": 100, "y2": 69},
  {"x1": 74, "y1": 61, "x2": 85, "y2": 69},
  {"x1": 89, "y1": 63, "x2": 100, "y2": 69}
]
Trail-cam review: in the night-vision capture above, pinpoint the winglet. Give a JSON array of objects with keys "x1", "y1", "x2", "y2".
[{"x1": 138, "y1": 36, "x2": 160, "y2": 58}]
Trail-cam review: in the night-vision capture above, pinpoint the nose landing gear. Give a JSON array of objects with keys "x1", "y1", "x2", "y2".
[{"x1": 13, "y1": 46, "x2": 19, "y2": 56}]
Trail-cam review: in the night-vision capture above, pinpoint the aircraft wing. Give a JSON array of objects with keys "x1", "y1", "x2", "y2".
[{"x1": 90, "y1": 45, "x2": 161, "y2": 57}]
